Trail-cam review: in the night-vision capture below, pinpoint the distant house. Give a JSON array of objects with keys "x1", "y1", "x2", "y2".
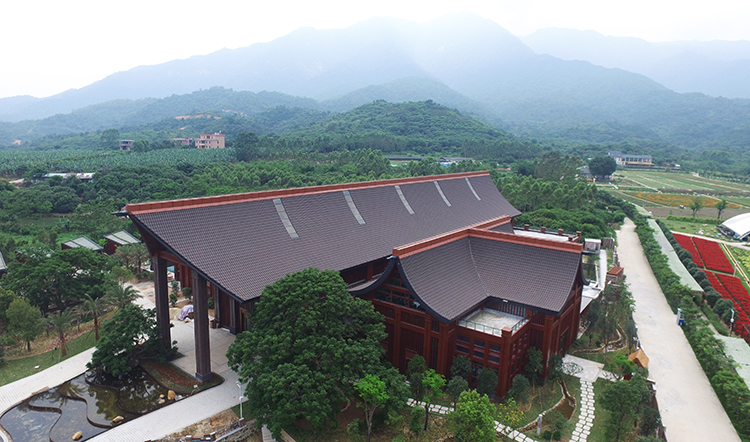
[
  {"x1": 61, "y1": 236, "x2": 103, "y2": 252},
  {"x1": 42, "y1": 172, "x2": 94, "y2": 183},
  {"x1": 120, "y1": 140, "x2": 133, "y2": 151},
  {"x1": 173, "y1": 137, "x2": 192, "y2": 147},
  {"x1": 195, "y1": 133, "x2": 225, "y2": 149},
  {"x1": 607, "y1": 151, "x2": 653, "y2": 168},
  {"x1": 104, "y1": 230, "x2": 142, "y2": 255},
  {"x1": 438, "y1": 157, "x2": 473, "y2": 166}
]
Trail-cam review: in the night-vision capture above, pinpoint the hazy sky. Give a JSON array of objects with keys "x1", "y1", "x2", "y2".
[{"x1": 2, "y1": 0, "x2": 748, "y2": 99}]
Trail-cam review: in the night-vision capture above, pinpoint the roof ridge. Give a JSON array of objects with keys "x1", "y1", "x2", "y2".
[
  {"x1": 392, "y1": 215, "x2": 511, "y2": 258},
  {"x1": 126, "y1": 171, "x2": 490, "y2": 215},
  {"x1": 467, "y1": 235, "x2": 491, "y2": 300}
]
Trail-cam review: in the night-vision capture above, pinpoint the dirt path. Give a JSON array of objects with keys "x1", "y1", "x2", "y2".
[{"x1": 617, "y1": 218, "x2": 740, "y2": 442}]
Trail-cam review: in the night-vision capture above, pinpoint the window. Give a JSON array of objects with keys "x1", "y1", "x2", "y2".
[
  {"x1": 475, "y1": 340, "x2": 485, "y2": 348},
  {"x1": 457, "y1": 335, "x2": 470, "y2": 343},
  {"x1": 473, "y1": 351, "x2": 485, "y2": 360},
  {"x1": 490, "y1": 344, "x2": 501, "y2": 353},
  {"x1": 489, "y1": 355, "x2": 500, "y2": 364},
  {"x1": 457, "y1": 345, "x2": 469, "y2": 354}
]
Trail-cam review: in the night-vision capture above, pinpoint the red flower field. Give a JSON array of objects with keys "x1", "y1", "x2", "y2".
[{"x1": 673, "y1": 233, "x2": 705, "y2": 268}]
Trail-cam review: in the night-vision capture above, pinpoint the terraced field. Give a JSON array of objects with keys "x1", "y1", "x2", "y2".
[{"x1": 614, "y1": 170, "x2": 750, "y2": 193}]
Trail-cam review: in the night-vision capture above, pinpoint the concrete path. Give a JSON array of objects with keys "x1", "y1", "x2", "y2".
[
  {"x1": 617, "y1": 218, "x2": 741, "y2": 442},
  {"x1": 717, "y1": 335, "x2": 750, "y2": 389},
  {"x1": 0, "y1": 283, "x2": 241, "y2": 442}
]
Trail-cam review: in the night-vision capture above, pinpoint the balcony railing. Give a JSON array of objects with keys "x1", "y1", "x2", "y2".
[{"x1": 458, "y1": 317, "x2": 528, "y2": 336}]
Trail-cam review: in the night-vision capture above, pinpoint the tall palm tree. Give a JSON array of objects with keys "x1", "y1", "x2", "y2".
[
  {"x1": 45, "y1": 310, "x2": 75, "y2": 358},
  {"x1": 107, "y1": 283, "x2": 140, "y2": 310},
  {"x1": 132, "y1": 243, "x2": 150, "y2": 274},
  {"x1": 76, "y1": 294, "x2": 108, "y2": 341}
]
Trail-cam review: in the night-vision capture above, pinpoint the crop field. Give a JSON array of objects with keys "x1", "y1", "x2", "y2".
[
  {"x1": 613, "y1": 170, "x2": 750, "y2": 192},
  {"x1": 624, "y1": 192, "x2": 743, "y2": 208},
  {"x1": 0, "y1": 148, "x2": 235, "y2": 177}
]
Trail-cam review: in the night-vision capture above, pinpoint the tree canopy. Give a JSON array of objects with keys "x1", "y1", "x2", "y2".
[
  {"x1": 588, "y1": 156, "x2": 617, "y2": 177},
  {"x1": 226, "y1": 268, "x2": 391, "y2": 438}
]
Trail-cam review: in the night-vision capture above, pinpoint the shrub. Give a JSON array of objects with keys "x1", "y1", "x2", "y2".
[
  {"x1": 509, "y1": 375, "x2": 530, "y2": 403},
  {"x1": 477, "y1": 368, "x2": 498, "y2": 397},
  {"x1": 553, "y1": 430, "x2": 562, "y2": 440},
  {"x1": 182, "y1": 287, "x2": 193, "y2": 302},
  {"x1": 207, "y1": 296, "x2": 214, "y2": 309},
  {"x1": 346, "y1": 419, "x2": 364, "y2": 441},
  {"x1": 169, "y1": 292, "x2": 177, "y2": 307},
  {"x1": 714, "y1": 299, "x2": 733, "y2": 318},
  {"x1": 706, "y1": 290, "x2": 721, "y2": 307},
  {"x1": 409, "y1": 406, "x2": 424, "y2": 433}
]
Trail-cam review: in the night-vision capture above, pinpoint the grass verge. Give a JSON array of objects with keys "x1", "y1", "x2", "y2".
[{"x1": 0, "y1": 331, "x2": 96, "y2": 386}]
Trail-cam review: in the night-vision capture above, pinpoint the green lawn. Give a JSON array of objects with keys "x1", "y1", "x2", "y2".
[
  {"x1": 661, "y1": 218, "x2": 715, "y2": 236},
  {"x1": 0, "y1": 331, "x2": 96, "y2": 386}
]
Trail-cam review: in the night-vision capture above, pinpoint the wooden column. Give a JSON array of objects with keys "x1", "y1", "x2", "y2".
[
  {"x1": 393, "y1": 310, "x2": 402, "y2": 371},
  {"x1": 229, "y1": 297, "x2": 238, "y2": 334},
  {"x1": 192, "y1": 272, "x2": 213, "y2": 383},
  {"x1": 498, "y1": 327, "x2": 513, "y2": 397},
  {"x1": 153, "y1": 256, "x2": 171, "y2": 349}
]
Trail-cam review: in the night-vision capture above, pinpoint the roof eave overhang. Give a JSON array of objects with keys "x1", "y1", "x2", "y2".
[
  {"x1": 348, "y1": 257, "x2": 398, "y2": 297},
  {"x1": 129, "y1": 214, "x2": 248, "y2": 305}
]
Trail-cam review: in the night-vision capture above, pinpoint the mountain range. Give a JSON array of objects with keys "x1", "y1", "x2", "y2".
[{"x1": 1, "y1": 13, "x2": 749, "y2": 152}]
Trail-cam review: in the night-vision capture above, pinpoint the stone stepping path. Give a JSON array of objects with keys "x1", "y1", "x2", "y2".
[{"x1": 570, "y1": 380, "x2": 595, "y2": 442}]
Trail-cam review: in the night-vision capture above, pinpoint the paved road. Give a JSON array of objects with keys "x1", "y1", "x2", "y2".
[{"x1": 618, "y1": 218, "x2": 740, "y2": 442}]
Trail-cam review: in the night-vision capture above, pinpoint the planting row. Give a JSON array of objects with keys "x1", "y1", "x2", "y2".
[
  {"x1": 707, "y1": 272, "x2": 750, "y2": 339},
  {"x1": 673, "y1": 233, "x2": 704, "y2": 268},
  {"x1": 694, "y1": 237, "x2": 734, "y2": 273}
]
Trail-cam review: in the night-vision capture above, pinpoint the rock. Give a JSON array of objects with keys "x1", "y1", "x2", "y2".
[
  {"x1": 72, "y1": 431, "x2": 83, "y2": 440},
  {"x1": 112, "y1": 416, "x2": 124, "y2": 423},
  {"x1": 167, "y1": 390, "x2": 175, "y2": 400},
  {"x1": 159, "y1": 394, "x2": 165, "y2": 398},
  {"x1": 158, "y1": 399, "x2": 165, "y2": 405}
]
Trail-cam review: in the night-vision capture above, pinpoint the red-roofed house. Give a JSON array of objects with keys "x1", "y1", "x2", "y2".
[{"x1": 125, "y1": 171, "x2": 583, "y2": 395}]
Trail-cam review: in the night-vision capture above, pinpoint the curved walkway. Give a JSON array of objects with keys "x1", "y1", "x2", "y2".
[{"x1": 617, "y1": 218, "x2": 740, "y2": 442}]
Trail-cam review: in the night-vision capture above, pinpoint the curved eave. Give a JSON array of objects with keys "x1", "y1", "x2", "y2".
[
  {"x1": 349, "y1": 257, "x2": 398, "y2": 297},
  {"x1": 395, "y1": 259, "x2": 453, "y2": 324}
]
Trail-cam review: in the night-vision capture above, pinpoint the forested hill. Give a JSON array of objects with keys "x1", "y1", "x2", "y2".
[
  {"x1": 0, "y1": 88, "x2": 321, "y2": 145},
  {"x1": 259, "y1": 100, "x2": 542, "y2": 162}
]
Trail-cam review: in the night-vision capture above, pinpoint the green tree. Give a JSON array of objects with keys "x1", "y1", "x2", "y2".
[
  {"x1": 88, "y1": 304, "x2": 165, "y2": 376},
  {"x1": 477, "y1": 368, "x2": 499, "y2": 397},
  {"x1": 76, "y1": 294, "x2": 109, "y2": 341},
  {"x1": 100, "y1": 129, "x2": 120, "y2": 150},
  {"x1": 600, "y1": 375, "x2": 649, "y2": 442},
  {"x1": 496, "y1": 397, "x2": 525, "y2": 429},
  {"x1": 689, "y1": 197, "x2": 704, "y2": 218},
  {"x1": 445, "y1": 375, "x2": 469, "y2": 408},
  {"x1": 131, "y1": 140, "x2": 151, "y2": 153},
  {"x1": 107, "y1": 283, "x2": 140, "y2": 310},
  {"x1": 0, "y1": 287, "x2": 19, "y2": 334},
  {"x1": 407, "y1": 355, "x2": 428, "y2": 400},
  {"x1": 6, "y1": 298, "x2": 44, "y2": 351},
  {"x1": 450, "y1": 355, "x2": 471, "y2": 380},
  {"x1": 547, "y1": 354, "x2": 565, "y2": 383},
  {"x1": 3, "y1": 247, "x2": 114, "y2": 313},
  {"x1": 588, "y1": 156, "x2": 617, "y2": 177},
  {"x1": 715, "y1": 199, "x2": 728, "y2": 219},
  {"x1": 449, "y1": 390, "x2": 497, "y2": 442},
  {"x1": 44, "y1": 310, "x2": 76, "y2": 358},
  {"x1": 525, "y1": 347, "x2": 543, "y2": 386},
  {"x1": 226, "y1": 268, "x2": 387, "y2": 439},
  {"x1": 354, "y1": 374, "x2": 388, "y2": 442},
  {"x1": 712, "y1": 370, "x2": 749, "y2": 422},
  {"x1": 233, "y1": 132, "x2": 260, "y2": 162},
  {"x1": 509, "y1": 374, "x2": 530, "y2": 403},
  {"x1": 421, "y1": 368, "x2": 446, "y2": 430}
]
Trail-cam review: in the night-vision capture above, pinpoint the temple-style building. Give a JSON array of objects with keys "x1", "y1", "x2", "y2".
[{"x1": 125, "y1": 171, "x2": 583, "y2": 395}]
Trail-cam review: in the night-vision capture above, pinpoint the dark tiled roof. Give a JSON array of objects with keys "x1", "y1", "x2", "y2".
[
  {"x1": 398, "y1": 232, "x2": 582, "y2": 322},
  {"x1": 128, "y1": 172, "x2": 520, "y2": 302},
  {"x1": 62, "y1": 236, "x2": 103, "y2": 252}
]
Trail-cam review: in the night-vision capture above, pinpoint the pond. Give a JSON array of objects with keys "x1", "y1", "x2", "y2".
[{"x1": 0, "y1": 367, "x2": 170, "y2": 442}]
